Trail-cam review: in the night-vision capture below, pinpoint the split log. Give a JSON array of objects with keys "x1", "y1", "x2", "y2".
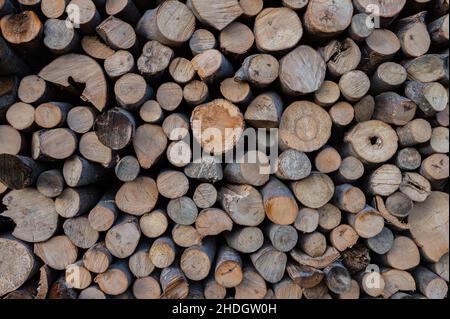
[
  {"x1": 385, "y1": 192, "x2": 413, "y2": 218},
  {"x1": 171, "y1": 224, "x2": 202, "y2": 248},
  {"x1": 140, "y1": 209, "x2": 168, "y2": 239},
  {"x1": 187, "y1": 0, "x2": 242, "y2": 31},
  {"x1": 129, "y1": 243, "x2": 155, "y2": 279},
  {"x1": 137, "y1": 40, "x2": 174, "y2": 79},
  {"x1": 319, "y1": 38, "x2": 361, "y2": 78},
  {"x1": 181, "y1": 239, "x2": 216, "y2": 281},
  {"x1": 292, "y1": 172, "x2": 334, "y2": 209},
  {"x1": 365, "y1": 164, "x2": 402, "y2": 196},
  {"x1": 106, "y1": 214, "x2": 141, "y2": 259},
  {"x1": 167, "y1": 197, "x2": 198, "y2": 225},
  {"x1": 399, "y1": 172, "x2": 431, "y2": 202},
  {"x1": 65, "y1": 261, "x2": 92, "y2": 290},
  {"x1": 191, "y1": 49, "x2": 233, "y2": 84},
  {"x1": 94, "y1": 261, "x2": 133, "y2": 296},
  {"x1": 251, "y1": 244, "x2": 287, "y2": 283},
  {"x1": 88, "y1": 191, "x2": 119, "y2": 232},
  {"x1": 261, "y1": 177, "x2": 298, "y2": 225},
  {"x1": 32, "y1": 128, "x2": 77, "y2": 160},
  {"x1": 189, "y1": 28, "x2": 216, "y2": 55},
  {"x1": 291, "y1": 246, "x2": 340, "y2": 270},
  {"x1": 149, "y1": 237, "x2": 176, "y2": 269},
  {"x1": 183, "y1": 80, "x2": 209, "y2": 106},
  {"x1": 295, "y1": 207, "x2": 319, "y2": 234},
  {"x1": 254, "y1": 7, "x2": 302, "y2": 53},
  {"x1": 55, "y1": 186, "x2": 100, "y2": 217},
  {"x1": 63, "y1": 216, "x2": 99, "y2": 249},
  {"x1": 381, "y1": 236, "x2": 420, "y2": 270},
  {"x1": 133, "y1": 124, "x2": 167, "y2": 169},
  {"x1": 80, "y1": 132, "x2": 114, "y2": 168},
  {"x1": 346, "y1": 206, "x2": 384, "y2": 239},
  {"x1": 220, "y1": 22, "x2": 254, "y2": 58},
  {"x1": 159, "y1": 265, "x2": 189, "y2": 299},
  {"x1": 235, "y1": 266, "x2": 267, "y2": 299},
  {"x1": 225, "y1": 226, "x2": 264, "y2": 254},
  {"x1": 114, "y1": 73, "x2": 152, "y2": 110},
  {"x1": 34, "y1": 235, "x2": 78, "y2": 270},
  {"x1": 286, "y1": 263, "x2": 324, "y2": 289},
  {"x1": 195, "y1": 208, "x2": 233, "y2": 236},
  {"x1": 83, "y1": 242, "x2": 112, "y2": 274}
]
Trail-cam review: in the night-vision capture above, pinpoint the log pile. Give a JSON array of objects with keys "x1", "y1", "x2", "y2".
[{"x1": 0, "y1": 0, "x2": 449, "y2": 300}]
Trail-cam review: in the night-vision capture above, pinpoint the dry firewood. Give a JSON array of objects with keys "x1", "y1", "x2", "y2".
[
  {"x1": 374, "y1": 196, "x2": 410, "y2": 230},
  {"x1": 129, "y1": 242, "x2": 154, "y2": 278},
  {"x1": 381, "y1": 236, "x2": 420, "y2": 270},
  {"x1": 385, "y1": 192, "x2": 413, "y2": 218},
  {"x1": 171, "y1": 224, "x2": 202, "y2": 248},
  {"x1": 166, "y1": 140, "x2": 191, "y2": 168},
  {"x1": 292, "y1": 172, "x2": 334, "y2": 209},
  {"x1": 420, "y1": 153, "x2": 449, "y2": 184},
  {"x1": 106, "y1": 214, "x2": 140, "y2": 259},
  {"x1": 294, "y1": 207, "x2": 319, "y2": 234},
  {"x1": 104, "y1": 50, "x2": 135, "y2": 80},
  {"x1": 35, "y1": 102, "x2": 72, "y2": 128},
  {"x1": 420, "y1": 126, "x2": 449, "y2": 155},
  {"x1": 43, "y1": 18, "x2": 79, "y2": 55},
  {"x1": 88, "y1": 191, "x2": 118, "y2": 232},
  {"x1": 94, "y1": 107, "x2": 135, "y2": 150},
  {"x1": 133, "y1": 124, "x2": 167, "y2": 169},
  {"x1": 219, "y1": 22, "x2": 254, "y2": 59},
  {"x1": 339, "y1": 70, "x2": 370, "y2": 102},
  {"x1": 133, "y1": 276, "x2": 161, "y2": 299},
  {"x1": 0, "y1": 125, "x2": 24, "y2": 155},
  {"x1": 435, "y1": 104, "x2": 449, "y2": 127},
  {"x1": 405, "y1": 81, "x2": 448, "y2": 116},
  {"x1": 428, "y1": 14, "x2": 449, "y2": 47},
  {"x1": 291, "y1": 246, "x2": 340, "y2": 270},
  {"x1": 189, "y1": 28, "x2": 216, "y2": 56},
  {"x1": 403, "y1": 54, "x2": 449, "y2": 84},
  {"x1": 225, "y1": 226, "x2": 264, "y2": 254},
  {"x1": 191, "y1": 49, "x2": 233, "y2": 84},
  {"x1": 303, "y1": 281, "x2": 329, "y2": 299},
  {"x1": 115, "y1": 176, "x2": 158, "y2": 216},
  {"x1": 66, "y1": 106, "x2": 97, "y2": 134},
  {"x1": 394, "y1": 11, "x2": 430, "y2": 58},
  {"x1": 328, "y1": 102, "x2": 354, "y2": 127},
  {"x1": 396, "y1": 118, "x2": 432, "y2": 147},
  {"x1": 203, "y1": 276, "x2": 226, "y2": 299},
  {"x1": 353, "y1": 0, "x2": 406, "y2": 26},
  {"x1": 36, "y1": 169, "x2": 64, "y2": 198},
  {"x1": 224, "y1": 151, "x2": 269, "y2": 186},
  {"x1": 81, "y1": 35, "x2": 115, "y2": 60},
  {"x1": 65, "y1": 0, "x2": 100, "y2": 34},
  {"x1": 304, "y1": 0, "x2": 353, "y2": 38},
  {"x1": 342, "y1": 244, "x2": 370, "y2": 274},
  {"x1": 105, "y1": 0, "x2": 140, "y2": 25},
  {"x1": 162, "y1": 113, "x2": 189, "y2": 141},
  {"x1": 333, "y1": 184, "x2": 366, "y2": 214},
  {"x1": 234, "y1": 266, "x2": 267, "y2": 299},
  {"x1": 114, "y1": 73, "x2": 152, "y2": 110},
  {"x1": 156, "y1": 82, "x2": 183, "y2": 112},
  {"x1": 17, "y1": 74, "x2": 53, "y2": 105},
  {"x1": 273, "y1": 277, "x2": 302, "y2": 299},
  {"x1": 381, "y1": 268, "x2": 416, "y2": 299},
  {"x1": 299, "y1": 231, "x2": 327, "y2": 257},
  {"x1": 78, "y1": 285, "x2": 106, "y2": 299},
  {"x1": 96, "y1": 16, "x2": 136, "y2": 52},
  {"x1": 0, "y1": 236, "x2": 39, "y2": 297},
  {"x1": 195, "y1": 208, "x2": 233, "y2": 236},
  {"x1": 149, "y1": 237, "x2": 176, "y2": 269},
  {"x1": 0, "y1": 154, "x2": 46, "y2": 189},
  {"x1": 181, "y1": 239, "x2": 216, "y2": 281},
  {"x1": 371, "y1": 62, "x2": 407, "y2": 95},
  {"x1": 254, "y1": 7, "x2": 302, "y2": 53},
  {"x1": 114, "y1": 155, "x2": 139, "y2": 182},
  {"x1": 353, "y1": 95, "x2": 375, "y2": 123},
  {"x1": 314, "y1": 81, "x2": 340, "y2": 108},
  {"x1": 169, "y1": 58, "x2": 195, "y2": 85},
  {"x1": 275, "y1": 149, "x2": 311, "y2": 181},
  {"x1": 244, "y1": 92, "x2": 282, "y2": 128},
  {"x1": 193, "y1": 183, "x2": 217, "y2": 209},
  {"x1": 317, "y1": 204, "x2": 341, "y2": 232},
  {"x1": 34, "y1": 235, "x2": 78, "y2": 270},
  {"x1": 55, "y1": 186, "x2": 100, "y2": 218},
  {"x1": 39, "y1": 54, "x2": 108, "y2": 111},
  {"x1": 315, "y1": 146, "x2": 341, "y2": 174},
  {"x1": 139, "y1": 100, "x2": 163, "y2": 124},
  {"x1": 235, "y1": 54, "x2": 279, "y2": 88},
  {"x1": 140, "y1": 209, "x2": 168, "y2": 239},
  {"x1": 0, "y1": 77, "x2": 19, "y2": 122},
  {"x1": 0, "y1": 37, "x2": 30, "y2": 77},
  {"x1": 349, "y1": 13, "x2": 374, "y2": 42},
  {"x1": 429, "y1": 253, "x2": 449, "y2": 282},
  {"x1": 261, "y1": 177, "x2": 298, "y2": 225},
  {"x1": 80, "y1": 132, "x2": 114, "y2": 168},
  {"x1": 265, "y1": 223, "x2": 297, "y2": 253},
  {"x1": 365, "y1": 226, "x2": 394, "y2": 255},
  {"x1": 395, "y1": 148, "x2": 422, "y2": 172},
  {"x1": 48, "y1": 275, "x2": 77, "y2": 299},
  {"x1": 214, "y1": 246, "x2": 243, "y2": 288},
  {"x1": 365, "y1": 164, "x2": 402, "y2": 196},
  {"x1": 359, "y1": 29, "x2": 401, "y2": 73},
  {"x1": 35, "y1": 265, "x2": 55, "y2": 299},
  {"x1": 65, "y1": 261, "x2": 92, "y2": 290},
  {"x1": 334, "y1": 156, "x2": 364, "y2": 184},
  {"x1": 40, "y1": 0, "x2": 68, "y2": 19},
  {"x1": 137, "y1": 40, "x2": 174, "y2": 79},
  {"x1": 323, "y1": 262, "x2": 352, "y2": 294},
  {"x1": 319, "y1": 38, "x2": 361, "y2": 78},
  {"x1": 167, "y1": 197, "x2": 198, "y2": 225},
  {"x1": 279, "y1": 46, "x2": 326, "y2": 95},
  {"x1": 251, "y1": 244, "x2": 287, "y2": 284},
  {"x1": 187, "y1": 0, "x2": 242, "y2": 31},
  {"x1": 220, "y1": 77, "x2": 252, "y2": 105},
  {"x1": 408, "y1": 191, "x2": 449, "y2": 262},
  {"x1": 286, "y1": 263, "x2": 324, "y2": 289},
  {"x1": 63, "y1": 155, "x2": 108, "y2": 187},
  {"x1": 399, "y1": 172, "x2": 431, "y2": 202},
  {"x1": 160, "y1": 265, "x2": 189, "y2": 299},
  {"x1": 94, "y1": 261, "x2": 133, "y2": 296},
  {"x1": 182, "y1": 80, "x2": 208, "y2": 107},
  {"x1": 32, "y1": 128, "x2": 77, "y2": 161},
  {"x1": 412, "y1": 266, "x2": 448, "y2": 299},
  {"x1": 63, "y1": 216, "x2": 99, "y2": 249},
  {"x1": 83, "y1": 242, "x2": 112, "y2": 274}
]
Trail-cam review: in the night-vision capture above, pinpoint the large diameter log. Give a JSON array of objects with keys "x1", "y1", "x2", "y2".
[
  {"x1": 0, "y1": 154, "x2": 45, "y2": 189},
  {"x1": 261, "y1": 177, "x2": 298, "y2": 225},
  {"x1": 2, "y1": 188, "x2": 58, "y2": 242},
  {"x1": 304, "y1": 0, "x2": 353, "y2": 38},
  {"x1": 38, "y1": 54, "x2": 108, "y2": 111},
  {"x1": 381, "y1": 236, "x2": 420, "y2": 271},
  {"x1": 251, "y1": 244, "x2": 287, "y2": 284},
  {"x1": 279, "y1": 45, "x2": 326, "y2": 95},
  {"x1": 408, "y1": 192, "x2": 449, "y2": 262},
  {"x1": 187, "y1": 0, "x2": 242, "y2": 31},
  {"x1": 0, "y1": 236, "x2": 39, "y2": 297},
  {"x1": 279, "y1": 101, "x2": 332, "y2": 152}
]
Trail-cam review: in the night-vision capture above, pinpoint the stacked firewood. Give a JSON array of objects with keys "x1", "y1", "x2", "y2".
[{"x1": 0, "y1": 0, "x2": 449, "y2": 300}]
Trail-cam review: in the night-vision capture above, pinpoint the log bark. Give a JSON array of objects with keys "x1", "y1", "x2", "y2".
[
  {"x1": 261, "y1": 177, "x2": 298, "y2": 225},
  {"x1": 405, "y1": 81, "x2": 448, "y2": 116}
]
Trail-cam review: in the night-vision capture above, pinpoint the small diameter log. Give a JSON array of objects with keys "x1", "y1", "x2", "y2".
[
  {"x1": 341, "y1": 243, "x2": 371, "y2": 273},
  {"x1": 66, "y1": 0, "x2": 101, "y2": 34},
  {"x1": 333, "y1": 184, "x2": 366, "y2": 214},
  {"x1": 319, "y1": 38, "x2": 361, "y2": 78},
  {"x1": 344, "y1": 120, "x2": 398, "y2": 164},
  {"x1": 244, "y1": 92, "x2": 282, "y2": 129},
  {"x1": 160, "y1": 265, "x2": 189, "y2": 299},
  {"x1": 55, "y1": 186, "x2": 99, "y2": 218},
  {"x1": 149, "y1": 237, "x2": 176, "y2": 269},
  {"x1": 133, "y1": 124, "x2": 167, "y2": 169},
  {"x1": 167, "y1": 197, "x2": 198, "y2": 226},
  {"x1": 251, "y1": 244, "x2": 287, "y2": 283},
  {"x1": 41, "y1": 0, "x2": 69, "y2": 19},
  {"x1": 429, "y1": 253, "x2": 449, "y2": 282},
  {"x1": 115, "y1": 73, "x2": 152, "y2": 111},
  {"x1": 317, "y1": 204, "x2": 342, "y2": 232},
  {"x1": 408, "y1": 192, "x2": 449, "y2": 262},
  {"x1": 330, "y1": 224, "x2": 359, "y2": 252},
  {"x1": 356, "y1": 270, "x2": 385, "y2": 298},
  {"x1": 115, "y1": 176, "x2": 158, "y2": 216},
  {"x1": 239, "y1": 0, "x2": 263, "y2": 17},
  {"x1": 137, "y1": 40, "x2": 174, "y2": 79},
  {"x1": 105, "y1": 0, "x2": 140, "y2": 25},
  {"x1": 34, "y1": 102, "x2": 72, "y2": 128},
  {"x1": 167, "y1": 140, "x2": 191, "y2": 168},
  {"x1": 254, "y1": 7, "x2": 302, "y2": 53},
  {"x1": 224, "y1": 151, "x2": 269, "y2": 186},
  {"x1": 169, "y1": 58, "x2": 195, "y2": 85},
  {"x1": 396, "y1": 118, "x2": 432, "y2": 147},
  {"x1": 88, "y1": 192, "x2": 119, "y2": 232},
  {"x1": 139, "y1": 100, "x2": 163, "y2": 124},
  {"x1": 413, "y1": 266, "x2": 448, "y2": 299},
  {"x1": 335, "y1": 156, "x2": 364, "y2": 184},
  {"x1": 162, "y1": 113, "x2": 189, "y2": 141},
  {"x1": 34, "y1": 235, "x2": 78, "y2": 270},
  {"x1": 261, "y1": 177, "x2": 298, "y2": 225},
  {"x1": 279, "y1": 46, "x2": 326, "y2": 95},
  {"x1": 195, "y1": 208, "x2": 233, "y2": 236},
  {"x1": 381, "y1": 268, "x2": 416, "y2": 299},
  {"x1": 129, "y1": 243, "x2": 155, "y2": 278},
  {"x1": 65, "y1": 261, "x2": 92, "y2": 290},
  {"x1": 81, "y1": 36, "x2": 115, "y2": 60},
  {"x1": 358, "y1": 29, "x2": 401, "y2": 73},
  {"x1": 381, "y1": 236, "x2": 420, "y2": 270},
  {"x1": 304, "y1": 0, "x2": 353, "y2": 38},
  {"x1": 193, "y1": 183, "x2": 217, "y2": 209},
  {"x1": 295, "y1": 207, "x2": 319, "y2": 234},
  {"x1": 94, "y1": 107, "x2": 135, "y2": 150},
  {"x1": 354, "y1": 95, "x2": 375, "y2": 123},
  {"x1": 2, "y1": 188, "x2": 58, "y2": 242},
  {"x1": 94, "y1": 261, "x2": 133, "y2": 296},
  {"x1": 435, "y1": 105, "x2": 449, "y2": 127},
  {"x1": 133, "y1": 276, "x2": 161, "y2": 299},
  {"x1": 371, "y1": 62, "x2": 407, "y2": 95},
  {"x1": 83, "y1": 242, "x2": 112, "y2": 274},
  {"x1": 189, "y1": 29, "x2": 216, "y2": 55},
  {"x1": 32, "y1": 128, "x2": 77, "y2": 161},
  {"x1": 298, "y1": 231, "x2": 327, "y2": 257},
  {"x1": 214, "y1": 246, "x2": 243, "y2": 288},
  {"x1": 36, "y1": 265, "x2": 55, "y2": 299},
  {"x1": 0, "y1": 181, "x2": 7, "y2": 194},
  {"x1": 17, "y1": 74, "x2": 52, "y2": 105},
  {"x1": 405, "y1": 81, "x2": 448, "y2": 116},
  {"x1": 328, "y1": 102, "x2": 354, "y2": 127},
  {"x1": 303, "y1": 281, "x2": 329, "y2": 299},
  {"x1": 286, "y1": 263, "x2": 324, "y2": 289},
  {"x1": 365, "y1": 164, "x2": 402, "y2": 196},
  {"x1": 292, "y1": 172, "x2": 334, "y2": 209},
  {"x1": 67, "y1": 106, "x2": 97, "y2": 134},
  {"x1": 420, "y1": 154, "x2": 449, "y2": 183},
  {"x1": 80, "y1": 132, "x2": 114, "y2": 168},
  {"x1": 0, "y1": 155, "x2": 46, "y2": 190},
  {"x1": 428, "y1": 14, "x2": 449, "y2": 47},
  {"x1": 420, "y1": 126, "x2": 449, "y2": 155},
  {"x1": 191, "y1": 49, "x2": 233, "y2": 84},
  {"x1": 315, "y1": 146, "x2": 341, "y2": 174},
  {"x1": 136, "y1": 0, "x2": 194, "y2": 47},
  {"x1": 172, "y1": 224, "x2": 202, "y2": 248},
  {"x1": 220, "y1": 77, "x2": 252, "y2": 105},
  {"x1": 0, "y1": 237, "x2": 38, "y2": 297},
  {"x1": 225, "y1": 226, "x2": 264, "y2": 254},
  {"x1": 220, "y1": 22, "x2": 254, "y2": 58},
  {"x1": 156, "y1": 82, "x2": 183, "y2": 112},
  {"x1": 323, "y1": 262, "x2": 352, "y2": 294},
  {"x1": 235, "y1": 54, "x2": 279, "y2": 88},
  {"x1": 114, "y1": 156, "x2": 139, "y2": 182},
  {"x1": 385, "y1": 192, "x2": 413, "y2": 218},
  {"x1": 96, "y1": 16, "x2": 136, "y2": 52},
  {"x1": 395, "y1": 144, "x2": 425, "y2": 170},
  {"x1": 104, "y1": 50, "x2": 134, "y2": 80},
  {"x1": 140, "y1": 209, "x2": 168, "y2": 239},
  {"x1": 349, "y1": 13, "x2": 374, "y2": 42},
  {"x1": 105, "y1": 215, "x2": 141, "y2": 259},
  {"x1": 6, "y1": 102, "x2": 35, "y2": 132},
  {"x1": 275, "y1": 149, "x2": 311, "y2": 181},
  {"x1": 265, "y1": 223, "x2": 298, "y2": 252},
  {"x1": 156, "y1": 170, "x2": 189, "y2": 200},
  {"x1": 314, "y1": 81, "x2": 340, "y2": 108},
  {"x1": 63, "y1": 216, "x2": 99, "y2": 249},
  {"x1": 0, "y1": 125, "x2": 24, "y2": 155},
  {"x1": 183, "y1": 80, "x2": 209, "y2": 106},
  {"x1": 346, "y1": 206, "x2": 384, "y2": 239},
  {"x1": 62, "y1": 155, "x2": 107, "y2": 187},
  {"x1": 235, "y1": 266, "x2": 267, "y2": 299},
  {"x1": 184, "y1": 155, "x2": 223, "y2": 183},
  {"x1": 181, "y1": 239, "x2": 216, "y2": 281},
  {"x1": 399, "y1": 172, "x2": 431, "y2": 202},
  {"x1": 339, "y1": 70, "x2": 370, "y2": 102},
  {"x1": 204, "y1": 277, "x2": 226, "y2": 299},
  {"x1": 365, "y1": 227, "x2": 394, "y2": 255},
  {"x1": 273, "y1": 277, "x2": 303, "y2": 299},
  {"x1": 394, "y1": 12, "x2": 430, "y2": 58},
  {"x1": 43, "y1": 18, "x2": 79, "y2": 55}
]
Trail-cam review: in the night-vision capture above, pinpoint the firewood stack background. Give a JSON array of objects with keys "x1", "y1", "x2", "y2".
[{"x1": 0, "y1": 0, "x2": 449, "y2": 300}]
